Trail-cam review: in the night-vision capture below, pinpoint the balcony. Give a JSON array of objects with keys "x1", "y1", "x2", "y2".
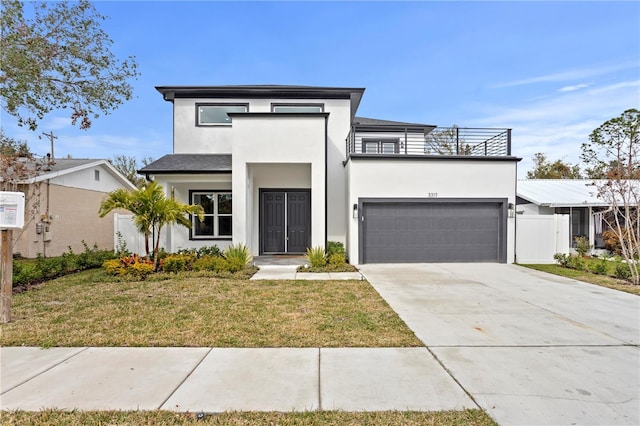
[{"x1": 346, "y1": 126, "x2": 512, "y2": 157}]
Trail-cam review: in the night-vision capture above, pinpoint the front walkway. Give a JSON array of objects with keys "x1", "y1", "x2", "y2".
[{"x1": 251, "y1": 264, "x2": 363, "y2": 280}]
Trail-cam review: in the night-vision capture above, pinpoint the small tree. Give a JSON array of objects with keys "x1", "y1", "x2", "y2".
[
  {"x1": 0, "y1": 0, "x2": 139, "y2": 130},
  {"x1": 110, "y1": 155, "x2": 152, "y2": 188},
  {"x1": 98, "y1": 181, "x2": 204, "y2": 270},
  {"x1": 581, "y1": 109, "x2": 640, "y2": 284},
  {"x1": 527, "y1": 153, "x2": 582, "y2": 179}
]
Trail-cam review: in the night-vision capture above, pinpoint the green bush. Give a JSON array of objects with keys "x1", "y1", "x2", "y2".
[
  {"x1": 590, "y1": 259, "x2": 609, "y2": 275},
  {"x1": 326, "y1": 241, "x2": 345, "y2": 258},
  {"x1": 565, "y1": 255, "x2": 586, "y2": 271},
  {"x1": 162, "y1": 253, "x2": 196, "y2": 273},
  {"x1": 223, "y1": 243, "x2": 253, "y2": 269},
  {"x1": 306, "y1": 246, "x2": 327, "y2": 268},
  {"x1": 192, "y1": 255, "x2": 217, "y2": 271},
  {"x1": 615, "y1": 262, "x2": 632, "y2": 280},
  {"x1": 328, "y1": 252, "x2": 347, "y2": 266},
  {"x1": 574, "y1": 236, "x2": 591, "y2": 257},
  {"x1": 553, "y1": 253, "x2": 569, "y2": 267},
  {"x1": 197, "y1": 245, "x2": 222, "y2": 258}
]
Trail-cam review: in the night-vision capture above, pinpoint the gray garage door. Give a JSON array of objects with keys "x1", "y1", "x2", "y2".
[{"x1": 361, "y1": 200, "x2": 506, "y2": 263}]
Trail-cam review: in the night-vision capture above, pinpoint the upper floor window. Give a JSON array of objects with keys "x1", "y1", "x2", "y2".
[
  {"x1": 363, "y1": 138, "x2": 399, "y2": 154},
  {"x1": 272, "y1": 104, "x2": 324, "y2": 113},
  {"x1": 197, "y1": 104, "x2": 248, "y2": 126}
]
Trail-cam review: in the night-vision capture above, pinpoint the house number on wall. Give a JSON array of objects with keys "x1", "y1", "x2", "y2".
[{"x1": 428, "y1": 193, "x2": 438, "y2": 198}]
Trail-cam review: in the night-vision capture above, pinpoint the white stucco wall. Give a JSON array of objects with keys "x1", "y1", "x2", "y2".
[
  {"x1": 172, "y1": 97, "x2": 353, "y2": 252},
  {"x1": 230, "y1": 115, "x2": 326, "y2": 255},
  {"x1": 346, "y1": 158, "x2": 519, "y2": 263}
]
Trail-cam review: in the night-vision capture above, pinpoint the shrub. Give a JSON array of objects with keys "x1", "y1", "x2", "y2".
[
  {"x1": 615, "y1": 262, "x2": 632, "y2": 280},
  {"x1": 197, "y1": 245, "x2": 222, "y2": 258},
  {"x1": 566, "y1": 255, "x2": 586, "y2": 271},
  {"x1": 326, "y1": 241, "x2": 345, "y2": 257},
  {"x1": 223, "y1": 243, "x2": 253, "y2": 269},
  {"x1": 328, "y1": 252, "x2": 347, "y2": 266},
  {"x1": 129, "y1": 260, "x2": 155, "y2": 279},
  {"x1": 574, "y1": 236, "x2": 591, "y2": 257},
  {"x1": 102, "y1": 254, "x2": 155, "y2": 279},
  {"x1": 192, "y1": 255, "x2": 218, "y2": 271},
  {"x1": 590, "y1": 259, "x2": 609, "y2": 276},
  {"x1": 553, "y1": 253, "x2": 569, "y2": 267},
  {"x1": 306, "y1": 246, "x2": 327, "y2": 268},
  {"x1": 102, "y1": 259, "x2": 126, "y2": 276},
  {"x1": 211, "y1": 256, "x2": 231, "y2": 273},
  {"x1": 162, "y1": 253, "x2": 196, "y2": 273}
]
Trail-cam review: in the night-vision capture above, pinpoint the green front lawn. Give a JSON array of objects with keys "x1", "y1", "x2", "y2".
[
  {"x1": 0, "y1": 269, "x2": 421, "y2": 348},
  {"x1": 521, "y1": 262, "x2": 640, "y2": 296}
]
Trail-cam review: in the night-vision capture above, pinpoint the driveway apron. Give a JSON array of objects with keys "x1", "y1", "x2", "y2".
[{"x1": 359, "y1": 263, "x2": 640, "y2": 426}]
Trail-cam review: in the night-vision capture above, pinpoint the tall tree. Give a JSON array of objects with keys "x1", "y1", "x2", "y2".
[
  {"x1": 0, "y1": 131, "x2": 42, "y2": 323},
  {"x1": 98, "y1": 181, "x2": 204, "y2": 270},
  {"x1": 526, "y1": 153, "x2": 582, "y2": 179},
  {"x1": 581, "y1": 109, "x2": 640, "y2": 284},
  {"x1": 110, "y1": 155, "x2": 152, "y2": 188},
  {"x1": 0, "y1": 0, "x2": 139, "y2": 130}
]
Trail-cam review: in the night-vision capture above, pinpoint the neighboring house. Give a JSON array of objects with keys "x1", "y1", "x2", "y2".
[
  {"x1": 140, "y1": 85, "x2": 519, "y2": 264},
  {"x1": 9, "y1": 158, "x2": 136, "y2": 258},
  {"x1": 516, "y1": 179, "x2": 638, "y2": 259}
]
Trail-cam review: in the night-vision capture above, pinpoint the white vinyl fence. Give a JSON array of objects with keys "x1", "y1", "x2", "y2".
[
  {"x1": 114, "y1": 213, "x2": 146, "y2": 255},
  {"x1": 516, "y1": 214, "x2": 570, "y2": 264}
]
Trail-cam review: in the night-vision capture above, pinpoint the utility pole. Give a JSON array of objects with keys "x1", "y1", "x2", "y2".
[{"x1": 41, "y1": 131, "x2": 57, "y2": 164}]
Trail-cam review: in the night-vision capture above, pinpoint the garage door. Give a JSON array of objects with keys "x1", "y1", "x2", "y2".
[{"x1": 360, "y1": 200, "x2": 506, "y2": 263}]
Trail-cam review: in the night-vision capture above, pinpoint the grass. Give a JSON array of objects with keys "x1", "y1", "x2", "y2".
[
  {"x1": 521, "y1": 263, "x2": 640, "y2": 296},
  {"x1": 0, "y1": 269, "x2": 421, "y2": 347},
  {"x1": 0, "y1": 409, "x2": 497, "y2": 425}
]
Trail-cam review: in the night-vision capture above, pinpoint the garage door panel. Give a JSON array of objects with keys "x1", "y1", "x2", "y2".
[{"x1": 362, "y1": 201, "x2": 504, "y2": 263}]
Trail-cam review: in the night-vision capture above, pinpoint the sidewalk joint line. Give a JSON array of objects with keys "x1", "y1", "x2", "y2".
[
  {"x1": 423, "y1": 346, "x2": 482, "y2": 411},
  {"x1": 317, "y1": 347, "x2": 322, "y2": 411},
  {"x1": 157, "y1": 347, "x2": 213, "y2": 410},
  {"x1": 1, "y1": 346, "x2": 89, "y2": 395}
]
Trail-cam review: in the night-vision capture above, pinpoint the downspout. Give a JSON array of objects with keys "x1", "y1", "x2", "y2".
[{"x1": 324, "y1": 115, "x2": 328, "y2": 248}]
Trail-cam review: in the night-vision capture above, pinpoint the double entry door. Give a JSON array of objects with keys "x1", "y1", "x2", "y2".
[{"x1": 260, "y1": 190, "x2": 311, "y2": 254}]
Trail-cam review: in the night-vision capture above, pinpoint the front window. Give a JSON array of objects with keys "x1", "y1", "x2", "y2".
[
  {"x1": 191, "y1": 192, "x2": 232, "y2": 238},
  {"x1": 363, "y1": 138, "x2": 399, "y2": 154},
  {"x1": 272, "y1": 104, "x2": 324, "y2": 113},
  {"x1": 197, "y1": 104, "x2": 248, "y2": 125}
]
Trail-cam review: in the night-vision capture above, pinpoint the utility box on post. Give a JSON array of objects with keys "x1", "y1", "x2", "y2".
[{"x1": 0, "y1": 191, "x2": 25, "y2": 230}]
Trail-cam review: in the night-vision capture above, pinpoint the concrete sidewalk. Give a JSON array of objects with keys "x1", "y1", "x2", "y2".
[
  {"x1": 1, "y1": 346, "x2": 473, "y2": 412},
  {"x1": 250, "y1": 265, "x2": 364, "y2": 280}
]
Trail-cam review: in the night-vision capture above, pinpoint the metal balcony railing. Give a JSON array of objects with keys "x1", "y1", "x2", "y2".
[{"x1": 346, "y1": 126, "x2": 512, "y2": 157}]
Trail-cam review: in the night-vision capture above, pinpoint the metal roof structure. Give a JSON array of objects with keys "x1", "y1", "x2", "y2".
[{"x1": 517, "y1": 179, "x2": 639, "y2": 207}]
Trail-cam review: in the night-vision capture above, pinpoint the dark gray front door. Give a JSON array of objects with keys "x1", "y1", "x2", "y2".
[
  {"x1": 261, "y1": 190, "x2": 310, "y2": 254},
  {"x1": 361, "y1": 200, "x2": 506, "y2": 263}
]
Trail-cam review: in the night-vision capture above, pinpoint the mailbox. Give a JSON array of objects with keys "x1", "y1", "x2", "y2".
[{"x1": 0, "y1": 191, "x2": 26, "y2": 229}]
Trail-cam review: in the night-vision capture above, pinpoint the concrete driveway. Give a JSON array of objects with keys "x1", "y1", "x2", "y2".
[{"x1": 359, "y1": 263, "x2": 640, "y2": 426}]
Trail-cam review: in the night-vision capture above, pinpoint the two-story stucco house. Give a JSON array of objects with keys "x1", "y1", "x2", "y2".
[{"x1": 140, "y1": 85, "x2": 519, "y2": 264}]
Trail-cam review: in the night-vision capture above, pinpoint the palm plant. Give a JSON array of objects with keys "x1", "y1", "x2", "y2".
[{"x1": 98, "y1": 181, "x2": 204, "y2": 269}]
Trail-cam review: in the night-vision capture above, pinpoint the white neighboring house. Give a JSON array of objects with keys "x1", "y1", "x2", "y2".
[
  {"x1": 140, "y1": 85, "x2": 520, "y2": 264},
  {"x1": 516, "y1": 179, "x2": 637, "y2": 260},
  {"x1": 7, "y1": 158, "x2": 136, "y2": 258}
]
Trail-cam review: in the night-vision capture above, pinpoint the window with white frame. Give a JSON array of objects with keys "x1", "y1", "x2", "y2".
[
  {"x1": 197, "y1": 104, "x2": 248, "y2": 125},
  {"x1": 191, "y1": 192, "x2": 232, "y2": 238},
  {"x1": 363, "y1": 138, "x2": 399, "y2": 154}
]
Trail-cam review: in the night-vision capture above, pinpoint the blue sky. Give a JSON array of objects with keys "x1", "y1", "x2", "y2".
[{"x1": 2, "y1": 1, "x2": 639, "y2": 177}]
